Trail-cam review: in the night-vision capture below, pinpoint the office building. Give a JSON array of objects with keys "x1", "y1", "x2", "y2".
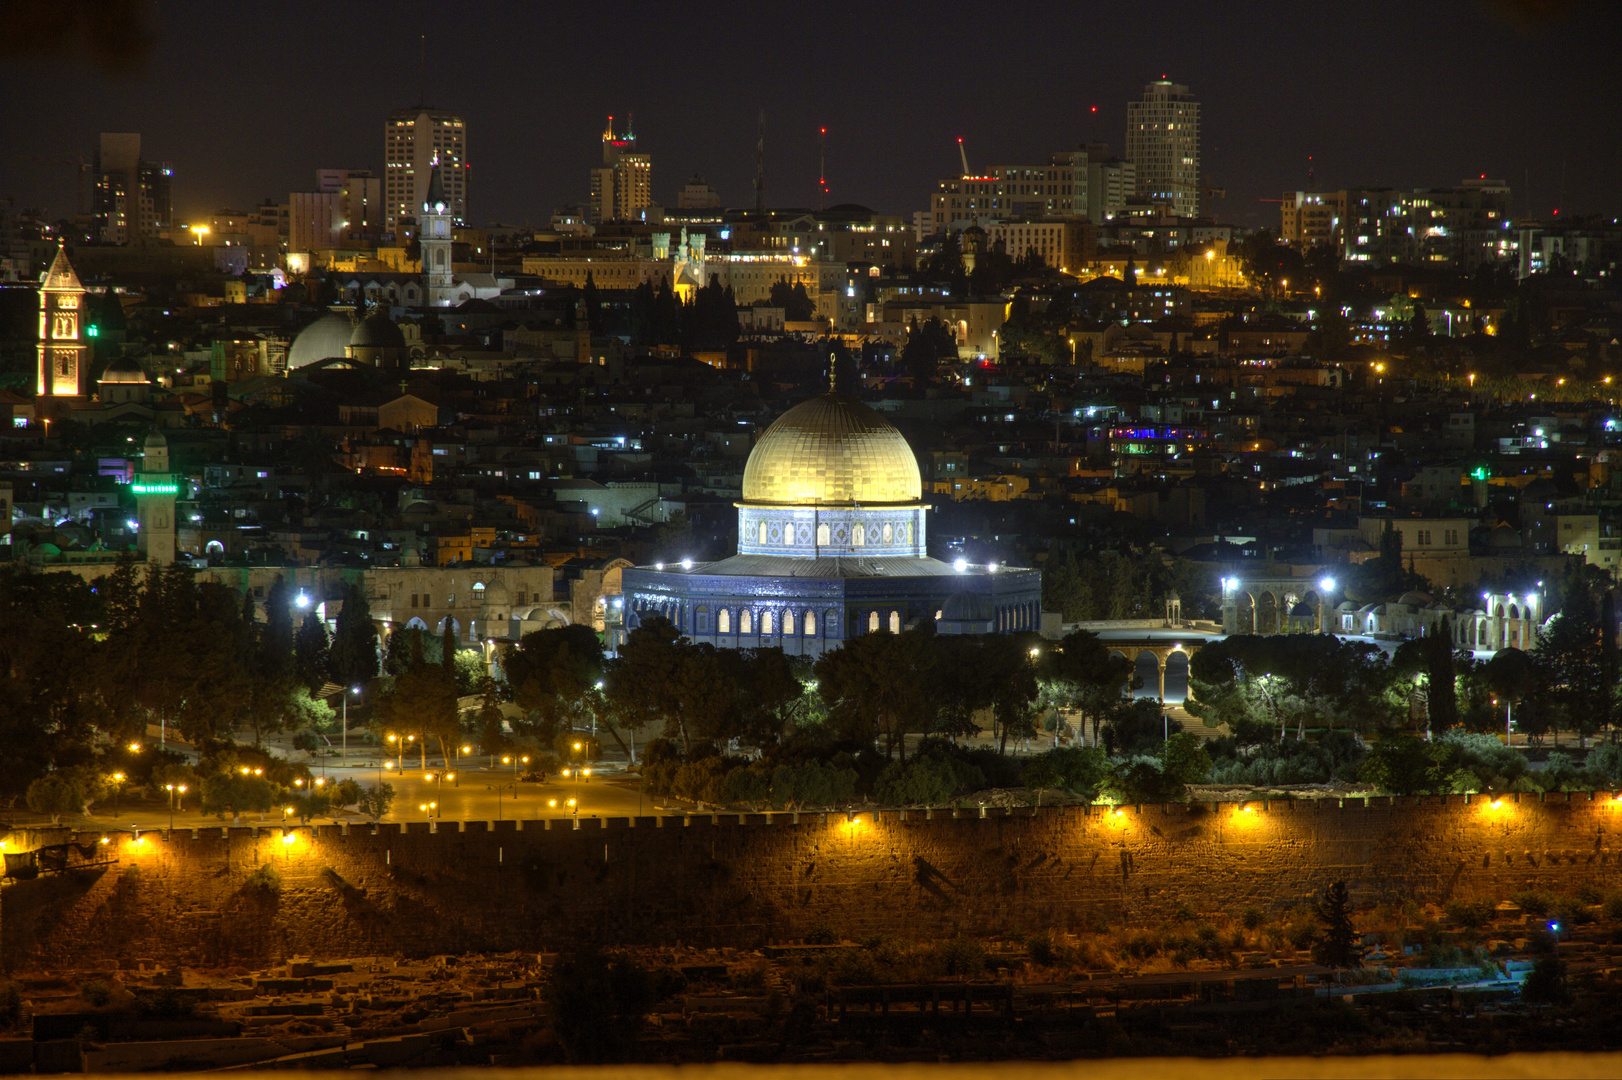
[
  {"x1": 384, "y1": 108, "x2": 468, "y2": 234},
  {"x1": 92, "y1": 133, "x2": 172, "y2": 243},
  {"x1": 590, "y1": 116, "x2": 652, "y2": 224},
  {"x1": 1125, "y1": 80, "x2": 1200, "y2": 217},
  {"x1": 930, "y1": 145, "x2": 1132, "y2": 232}
]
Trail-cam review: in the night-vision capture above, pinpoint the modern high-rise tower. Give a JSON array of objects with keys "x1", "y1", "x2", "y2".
[
  {"x1": 384, "y1": 108, "x2": 468, "y2": 235},
  {"x1": 92, "y1": 133, "x2": 172, "y2": 243},
  {"x1": 589, "y1": 116, "x2": 652, "y2": 224},
  {"x1": 1125, "y1": 80, "x2": 1200, "y2": 217}
]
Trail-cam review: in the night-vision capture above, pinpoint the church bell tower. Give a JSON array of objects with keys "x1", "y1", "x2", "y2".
[
  {"x1": 37, "y1": 246, "x2": 89, "y2": 401},
  {"x1": 420, "y1": 157, "x2": 455, "y2": 306}
]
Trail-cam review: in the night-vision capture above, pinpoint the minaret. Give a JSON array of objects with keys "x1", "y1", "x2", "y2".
[
  {"x1": 135, "y1": 430, "x2": 178, "y2": 565},
  {"x1": 37, "y1": 246, "x2": 90, "y2": 403},
  {"x1": 420, "y1": 157, "x2": 454, "y2": 306}
]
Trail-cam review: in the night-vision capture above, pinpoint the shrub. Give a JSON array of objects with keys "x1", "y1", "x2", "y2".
[
  {"x1": 331, "y1": 778, "x2": 363, "y2": 808},
  {"x1": 1586, "y1": 742, "x2": 1622, "y2": 786},
  {"x1": 1240, "y1": 906, "x2": 1266, "y2": 930},
  {"x1": 1444, "y1": 899, "x2": 1496, "y2": 930},
  {"x1": 547, "y1": 949, "x2": 656, "y2": 1064},
  {"x1": 936, "y1": 938, "x2": 986, "y2": 976},
  {"x1": 873, "y1": 751, "x2": 982, "y2": 806},
  {"x1": 0, "y1": 982, "x2": 21, "y2": 1029},
  {"x1": 25, "y1": 774, "x2": 82, "y2": 824},
  {"x1": 80, "y1": 980, "x2": 115, "y2": 1007},
  {"x1": 356, "y1": 783, "x2": 394, "y2": 822},
  {"x1": 803, "y1": 925, "x2": 837, "y2": 946},
  {"x1": 1511, "y1": 890, "x2": 1555, "y2": 917},
  {"x1": 1105, "y1": 756, "x2": 1186, "y2": 804},
  {"x1": 1604, "y1": 894, "x2": 1622, "y2": 923},
  {"x1": 1575, "y1": 883, "x2": 1604, "y2": 905},
  {"x1": 1520, "y1": 957, "x2": 1567, "y2": 1004},
  {"x1": 1288, "y1": 922, "x2": 1318, "y2": 950},
  {"x1": 1021, "y1": 746, "x2": 1110, "y2": 797},
  {"x1": 716, "y1": 766, "x2": 769, "y2": 808},
  {"x1": 1026, "y1": 932, "x2": 1071, "y2": 967},
  {"x1": 1173, "y1": 902, "x2": 1197, "y2": 922},
  {"x1": 244, "y1": 864, "x2": 281, "y2": 899}
]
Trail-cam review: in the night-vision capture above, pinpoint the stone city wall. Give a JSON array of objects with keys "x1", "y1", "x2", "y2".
[{"x1": 4, "y1": 793, "x2": 1621, "y2": 971}]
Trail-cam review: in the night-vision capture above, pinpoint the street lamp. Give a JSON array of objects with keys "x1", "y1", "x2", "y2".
[
  {"x1": 111, "y1": 773, "x2": 125, "y2": 818},
  {"x1": 342, "y1": 686, "x2": 359, "y2": 765}
]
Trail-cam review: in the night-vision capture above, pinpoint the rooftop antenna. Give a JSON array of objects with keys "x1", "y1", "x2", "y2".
[
  {"x1": 754, "y1": 109, "x2": 766, "y2": 214},
  {"x1": 957, "y1": 137, "x2": 970, "y2": 177},
  {"x1": 1307, "y1": 154, "x2": 1314, "y2": 189},
  {"x1": 819, "y1": 127, "x2": 827, "y2": 211}
]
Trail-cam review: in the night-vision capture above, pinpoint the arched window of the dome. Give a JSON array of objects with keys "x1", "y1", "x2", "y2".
[
  {"x1": 816, "y1": 523, "x2": 830, "y2": 546},
  {"x1": 889, "y1": 611, "x2": 901, "y2": 634},
  {"x1": 868, "y1": 611, "x2": 879, "y2": 633},
  {"x1": 853, "y1": 524, "x2": 865, "y2": 546},
  {"x1": 761, "y1": 611, "x2": 774, "y2": 635},
  {"x1": 783, "y1": 527, "x2": 793, "y2": 547},
  {"x1": 804, "y1": 611, "x2": 816, "y2": 636},
  {"x1": 718, "y1": 609, "x2": 731, "y2": 634},
  {"x1": 758, "y1": 521, "x2": 768, "y2": 544},
  {"x1": 740, "y1": 610, "x2": 753, "y2": 635}
]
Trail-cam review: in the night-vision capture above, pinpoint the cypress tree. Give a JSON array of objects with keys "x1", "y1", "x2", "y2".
[
  {"x1": 1311, "y1": 880, "x2": 1366, "y2": 974},
  {"x1": 1428, "y1": 617, "x2": 1458, "y2": 732}
]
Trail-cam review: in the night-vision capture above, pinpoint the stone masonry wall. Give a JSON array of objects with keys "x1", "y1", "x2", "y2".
[{"x1": 5, "y1": 793, "x2": 1621, "y2": 972}]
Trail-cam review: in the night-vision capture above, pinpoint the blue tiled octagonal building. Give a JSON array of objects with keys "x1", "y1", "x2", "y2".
[{"x1": 619, "y1": 389, "x2": 1042, "y2": 657}]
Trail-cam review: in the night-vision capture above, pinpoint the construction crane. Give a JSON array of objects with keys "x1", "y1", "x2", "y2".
[{"x1": 957, "y1": 137, "x2": 970, "y2": 177}]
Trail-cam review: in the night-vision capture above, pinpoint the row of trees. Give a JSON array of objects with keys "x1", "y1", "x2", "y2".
[
  {"x1": 0, "y1": 561, "x2": 383, "y2": 800},
  {"x1": 501, "y1": 620, "x2": 1156, "y2": 771},
  {"x1": 1188, "y1": 578, "x2": 1618, "y2": 746}
]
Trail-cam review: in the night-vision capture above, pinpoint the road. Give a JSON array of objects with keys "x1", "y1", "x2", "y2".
[{"x1": 79, "y1": 759, "x2": 666, "y2": 834}]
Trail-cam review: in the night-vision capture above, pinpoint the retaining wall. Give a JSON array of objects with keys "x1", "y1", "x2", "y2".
[{"x1": 4, "y1": 793, "x2": 1621, "y2": 971}]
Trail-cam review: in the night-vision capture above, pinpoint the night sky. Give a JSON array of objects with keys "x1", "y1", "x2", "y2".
[{"x1": 2, "y1": 0, "x2": 1617, "y2": 229}]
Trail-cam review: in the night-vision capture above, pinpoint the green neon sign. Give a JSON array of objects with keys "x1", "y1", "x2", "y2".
[
  {"x1": 1470, "y1": 466, "x2": 1490, "y2": 481},
  {"x1": 132, "y1": 482, "x2": 178, "y2": 495}
]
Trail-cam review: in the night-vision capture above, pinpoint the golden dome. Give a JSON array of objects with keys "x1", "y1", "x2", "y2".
[{"x1": 742, "y1": 393, "x2": 922, "y2": 505}]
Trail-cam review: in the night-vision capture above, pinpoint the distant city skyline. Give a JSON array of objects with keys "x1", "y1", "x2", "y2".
[{"x1": 1, "y1": 0, "x2": 1616, "y2": 228}]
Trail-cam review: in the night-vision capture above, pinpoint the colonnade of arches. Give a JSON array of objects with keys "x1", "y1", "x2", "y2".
[
  {"x1": 1108, "y1": 645, "x2": 1196, "y2": 704},
  {"x1": 1226, "y1": 587, "x2": 1330, "y2": 635},
  {"x1": 628, "y1": 595, "x2": 1041, "y2": 640}
]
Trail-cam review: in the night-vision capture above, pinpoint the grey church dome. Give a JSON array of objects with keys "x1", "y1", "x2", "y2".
[
  {"x1": 288, "y1": 311, "x2": 354, "y2": 369},
  {"x1": 349, "y1": 311, "x2": 406, "y2": 350}
]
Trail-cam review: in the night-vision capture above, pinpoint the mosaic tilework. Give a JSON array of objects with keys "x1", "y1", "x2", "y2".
[{"x1": 741, "y1": 393, "x2": 922, "y2": 505}]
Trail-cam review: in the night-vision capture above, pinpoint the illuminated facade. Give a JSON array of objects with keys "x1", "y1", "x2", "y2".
[
  {"x1": 1126, "y1": 80, "x2": 1200, "y2": 217},
  {"x1": 590, "y1": 117, "x2": 652, "y2": 224},
  {"x1": 384, "y1": 108, "x2": 467, "y2": 234},
  {"x1": 620, "y1": 384, "x2": 1043, "y2": 657},
  {"x1": 36, "y1": 247, "x2": 89, "y2": 400}
]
